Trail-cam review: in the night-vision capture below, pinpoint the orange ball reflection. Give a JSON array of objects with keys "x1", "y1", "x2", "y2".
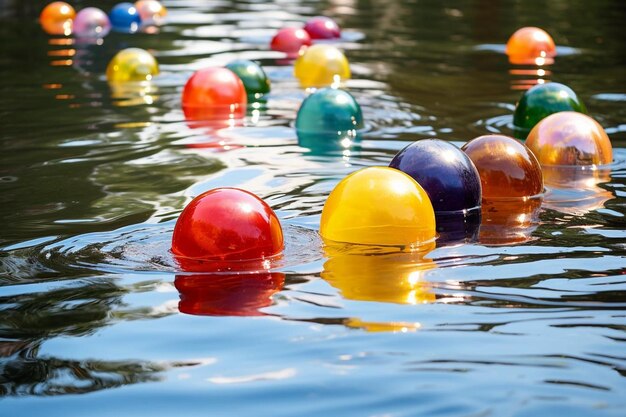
[
  {"x1": 506, "y1": 27, "x2": 556, "y2": 65},
  {"x1": 526, "y1": 112, "x2": 613, "y2": 167},
  {"x1": 175, "y1": 273, "x2": 284, "y2": 316},
  {"x1": 322, "y1": 245, "x2": 436, "y2": 305},
  {"x1": 479, "y1": 198, "x2": 542, "y2": 245},
  {"x1": 461, "y1": 135, "x2": 543, "y2": 199},
  {"x1": 40, "y1": 2, "x2": 75, "y2": 35},
  {"x1": 541, "y1": 165, "x2": 613, "y2": 215}
]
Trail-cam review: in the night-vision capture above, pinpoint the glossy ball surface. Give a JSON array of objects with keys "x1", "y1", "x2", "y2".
[
  {"x1": 106, "y1": 48, "x2": 159, "y2": 83},
  {"x1": 303, "y1": 16, "x2": 341, "y2": 39},
  {"x1": 506, "y1": 27, "x2": 556, "y2": 65},
  {"x1": 296, "y1": 87, "x2": 363, "y2": 141},
  {"x1": 225, "y1": 60, "x2": 270, "y2": 99},
  {"x1": 294, "y1": 44, "x2": 350, "y2": 88},
  {"x1": 175, "y1": 272, "x2": 284, "y2": 316},
  {"x1": 182, "y1": 67, "x2": 247, "y2": 121},
  {"x1": 73, "y1": 7, "x2": 111, "y2": 38},
  {"x1": 171, "y1": 188, "x2": 284, "y2": 265},
  {"x1": 320, "y1": 167, "x2": 436, "y2": 246},
  {"x1": 462, "y1": 135, "x2": 543, "y2": 199},
  {"x1": 135, "y1": 0, "x2": 167, "y2": 23},
  {"x1": 109, "y1": 2, "x2": 141, "y2": 32},
  {"x1": 40, "y1": 2, "x2": 75, "y2": 35},
  {"x1": 390, "y1": 139, "x2": 481, "y2": 212},
  {"x1": 390, "y1": 139, "x2": 481, "y2": 241},
  {"x1": 270, "y1": 27, "x2": 312, "y2": 58},
  {"x1": 526, "y1": 111, "x2": 612, "y2": 167},
  {"x1": 513, "y1": 82, "x2": 587, "y2": 132}
]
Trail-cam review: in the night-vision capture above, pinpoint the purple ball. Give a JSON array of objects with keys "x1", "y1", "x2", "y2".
[
  {"x1": 389, "y1": 139, "x2": 482, "y2": 241},
  {"x1": 73, "y1": 7, "x2": 111, "y2": 38}
]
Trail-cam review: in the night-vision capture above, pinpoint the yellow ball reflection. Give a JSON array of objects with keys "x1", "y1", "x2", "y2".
[
  {"x1": 106, "y1": 48, "x2": 159, "y2": 83},
  {"x1": 322, "y1": 246, "x2": 436, "y2": 305},
  {"x1": 294, "y1": 44, "x2": 350, "y2": 88},
  {"x1": 320, "y1": 167, "x2": 436, "y2": 247}
]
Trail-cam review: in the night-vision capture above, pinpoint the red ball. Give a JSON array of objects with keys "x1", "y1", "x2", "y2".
[
  {"x1": 182, "y1": 67, "x2": 247, "y2": 122},
  {"x1": 270, "y1": 27, "x2": 312, "y2": 57},
  {"x1": 303, "y1": 16, "x2": 341, "y2": 39},
  {"x1": 172, "y1": 188, "x2": 284, "y2": 270},
  {"x1": 175, "y1": 272, "x2": 284, "y2": 316}
]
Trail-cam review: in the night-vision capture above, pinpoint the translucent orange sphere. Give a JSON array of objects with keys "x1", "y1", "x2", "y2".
[
  {"x1": 526, "y1": 111, "x2": 613, "y2": 167},
  {"x1": 461, "y1": 135, "x2": 543, "y2": 199},
  {"x1": 182, "y1": 67, "x2": 247, "y2": 122},
  {"x1": 40, "y1": 2, "x2": 75, "y2": 35},
  {"x1": 506, "y1": 27, "x2": 556, "y2": 65}
]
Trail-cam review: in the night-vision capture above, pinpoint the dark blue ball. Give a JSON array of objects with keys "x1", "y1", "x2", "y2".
[
  {"x1": 389, "y1": 139, "x2": 482, "y2": 241},
  {"x1": 110, "y1": 3, "x2": 142, "y2": 32}
]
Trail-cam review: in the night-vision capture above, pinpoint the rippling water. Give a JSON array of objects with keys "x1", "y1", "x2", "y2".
[{"x1": 1, "y1": 0, "x2": 625, "y2": 415}]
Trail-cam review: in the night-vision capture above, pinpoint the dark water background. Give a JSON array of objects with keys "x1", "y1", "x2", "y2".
[{"x1": 1, "y1": 0, "x2": 625, "y2": 416}]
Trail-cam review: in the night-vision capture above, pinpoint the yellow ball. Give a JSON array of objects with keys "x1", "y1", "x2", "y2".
[
  {"x1": 320, "y1": 167, "x2": 436, "y2": 246},
  {"x1": 106, "y1": 48, "x2": 159, "y2": 83},
  {"x1": 294, "y1": 44, "x2": 350, "y2": 88}
]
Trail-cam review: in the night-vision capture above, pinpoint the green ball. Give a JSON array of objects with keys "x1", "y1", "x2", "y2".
[
  {"x1": 225, "y1": 60, "x2": 271, "y2": 99},
  {"x1": 513, "y1": 82, "x2": 587, "y2": 133}
]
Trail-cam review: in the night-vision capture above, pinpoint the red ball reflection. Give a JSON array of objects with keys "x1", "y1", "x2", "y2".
[
  {"x1": 182, "y1": 67, "x2": 247, "y2": 122},
  {"x1": 303, "y1": 16, "x2": 341, "y2": 39},
  {"x1": 270, "y1": 27, "x2": 312, "y2": 58},
  {"x1": 175, "y1": 273, "x2": 284, "y2": 316},
  {"x1": 171, "y1": 188, "x2": 284, "y2": 271}
]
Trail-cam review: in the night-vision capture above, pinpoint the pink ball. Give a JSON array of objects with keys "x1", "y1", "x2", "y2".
[
  {"x1": 73, "y1": 7, "x2": 111, "y2": 38},
  {"x1": 303, "y1": 16, "x2": 341, "y2": 39}
]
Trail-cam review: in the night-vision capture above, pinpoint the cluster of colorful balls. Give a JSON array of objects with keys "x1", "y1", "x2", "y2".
[
  {"x1": 40, "y1": 3, "x2": 614, "y2": 274},
  {"x1": 39, "y1": 1, "x2": 166, "y2": 37},
  {"x1": 169, "y1": 23, "x2": 613, "y2": 277}
]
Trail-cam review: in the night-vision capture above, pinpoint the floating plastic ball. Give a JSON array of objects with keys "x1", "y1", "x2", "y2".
[
  {"x1": 462, "y1": 135, "x2": 543, "y2": 199},
  {"x1": 296, "y1": 87, "x2": 363, "y2": 150},
  {"x1": 225, "y1": 60, "x2": 270, "y2": 100},
  {"x1": 322, "y1": 249, "x2": 435, "y2": 305},
  {"x1": 135, "y1": 0, "x2": 167, "y2": 24},
  {"x1": 73, "y1": 7, "x2": 111, "y2": 38},
  {"x1": 175, "y1": 272, "x2": 284, "y2": 316},
  {"x1": 526, "y1": 111, "x2": 612, "y2": 167},
  {"x1": 40, "y1": 2, "x2": 75, "y2": 35},
  {"x1": 109, "y1": 2, "x2": 141, "y2": 33},
  {"x1": 294, "y1": 44, "x2": 350, "y2": 88},
  {"x1": 506, "y1": 27, "x2": 556, "y2": 65},
  {"x1": 270, "y1": 27, "x2": 312, "y2": 58},
  {"x1": 389, "y1": 139, "x2": 481, "y2": 240},
  {"x1": 303, "y1": 16, "x2": 341, "y2": 39},
  {"x1": 320, "y1": 167, "x2": 436, "y2": 246},
  {"x1": 513, "y1": 82, "x2": 587, "y2": 132},
  {"x1": 171, "y1": 188, "x2": 284, "y2": 271},
  {"x1": 106, "y1": 48, "x2": 159, "y2": 83},
  {"x1": 182, "y1": 67, "x2": 247, "y2": 122}
]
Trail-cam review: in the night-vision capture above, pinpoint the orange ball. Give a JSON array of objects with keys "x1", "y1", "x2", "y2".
[
  {"x1": 462, "y1": 135, "x2": 543, "y2": 199},
  {"x1": 506, "y1": 27, "x2": 556, "y2": 65},
  {"x1": 182, "y1": 67, "x2": 247, "y2": 122},
  {"x1": 40, "y1": 1, "x2": 75, "y2": 35},
  {"x1": 526, "y1": 111, "x2": 613, "y2": 167}
]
